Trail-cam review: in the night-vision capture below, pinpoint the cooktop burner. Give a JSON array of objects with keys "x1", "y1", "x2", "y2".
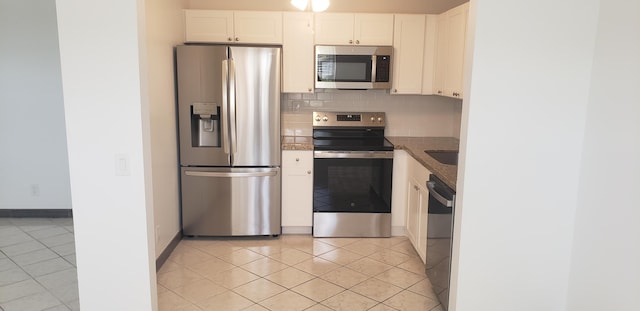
[{"x1": 312, "y1": 112, "x2": 393, "y2": 151}]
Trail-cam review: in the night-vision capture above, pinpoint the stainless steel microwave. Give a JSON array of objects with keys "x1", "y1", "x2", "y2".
[{"x1": 315, "y1": 45, "x2": 393, "y2": 90}]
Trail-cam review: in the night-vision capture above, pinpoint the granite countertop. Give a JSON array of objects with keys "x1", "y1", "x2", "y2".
[
  {"x1": 281, "y1": 136, "x2": 314, "y2": 150},
  {"x1": 386, "y1": 137, "x2": 459, "y2": 190}
]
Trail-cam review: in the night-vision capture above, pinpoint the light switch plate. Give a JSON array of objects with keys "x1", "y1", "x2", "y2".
[{"x1": 115, "y1": 154, "x2": 130, "y2": 176}]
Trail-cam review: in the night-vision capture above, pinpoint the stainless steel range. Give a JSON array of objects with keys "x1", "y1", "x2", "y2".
[{"x1": 312, "y1": 112, "x2": 394, "y2": 237}]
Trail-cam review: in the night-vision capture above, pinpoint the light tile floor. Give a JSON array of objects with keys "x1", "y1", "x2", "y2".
[
  {"x1": 158, "y1": 236, "x2": 443, "y2": 311},
  {"x1": 0, "y1": 217, "x2": 79, "y2": 311},
  {"x1": 0, "y1": 218, "x2": 443, "y2": 311}
]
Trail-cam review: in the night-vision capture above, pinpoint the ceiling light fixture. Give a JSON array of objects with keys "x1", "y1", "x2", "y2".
[{"x1": 291, "y1": 0, "x2": 330, "y2": 12}]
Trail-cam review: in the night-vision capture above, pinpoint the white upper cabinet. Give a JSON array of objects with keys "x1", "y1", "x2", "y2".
[
  {"x1": 354, "y1": 14, "x2": 395, "y2": 45},
  {"x1": 443, "y1": 3, "x2": 468, "y2": 98},
  {"x1": 433, "y1": 13, "x2": 449, "y2": 96},
  {"x1": 185, "y1": 10, "x2": 234, "y2": 43},
  {"x1": 433, "y1": 3, "x2": 469, "y2": 98},
  {"x1": 315, "y1": 13, "x2": 394, "y2": 45},
  {"x1": 391, "y1": 14, "x2": 426, "y2": 95},
  {"x1": 185, "y1": 10, "x2": 283, "y2": 44},
  {"x1": 282, "y1": 12, "x2": 314, "y2": 93},
  {"x1": 421, "y1": 15, "x2": 438, "y2": 95}
]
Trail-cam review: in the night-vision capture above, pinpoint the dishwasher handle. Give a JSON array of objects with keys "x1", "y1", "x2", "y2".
[{"x1": 427, "y1": 181, "x2": 455, "y2": 208}]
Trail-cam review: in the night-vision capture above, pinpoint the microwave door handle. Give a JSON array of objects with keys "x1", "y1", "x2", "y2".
[
  {"x1": 371, "y1": 55, "x2": 377, "y2": 83},
  {"x1": 221, "y1": 59, "x2": 230, "y2": 155}
]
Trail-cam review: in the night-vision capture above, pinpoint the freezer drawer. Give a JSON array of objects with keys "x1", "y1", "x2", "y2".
[{"x1": 180, "y1": 167, "x2": 281, "y2": 236}]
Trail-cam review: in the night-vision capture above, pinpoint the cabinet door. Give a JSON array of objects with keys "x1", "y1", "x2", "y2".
[
  {"x1": 185, "y1": 10, "x2": 234, "y2": 43},
  {"x1": 283, "y1": 12, "x2": 314, "y2": 93},
  {"x1": 234, "y1": 11, "x2": 283, "y2": 44},
  {"x1": 282, "y1": 151, "x2": 313, "y2": 227},
  {"x1": 314, "y1": 13, "x2": 354, "y2": 45},
  {"x1": 392, "y1": 14, "x2": 426, "y2": 95},
  {"x1": 406, "y1": 178, "x2": 421, "y2": 248},
  {"x1": 433, "y1": 13, "x2": 448, "y2": 96},
  {"x1": 421, "y1": 15, "x2": 438, "y2": 95},
  {"x1": 443, "y1": 3, "x2": 468, "y2": 98},
  {"x1": 354, "y1": 14, "x2": 394, "y2": 45}
]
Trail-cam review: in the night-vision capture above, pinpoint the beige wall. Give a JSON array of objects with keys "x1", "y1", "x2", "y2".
[
  {"x1": 145, "y1": 0, "x2": 188, "y2": 257},
  {"x1": 188, "y1": 0, "x2": 468, "y2": 14}
]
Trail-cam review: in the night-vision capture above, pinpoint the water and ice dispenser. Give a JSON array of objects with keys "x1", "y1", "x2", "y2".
[{"x1": 191, "y1": 103, "x2": 220, "y2": 147}]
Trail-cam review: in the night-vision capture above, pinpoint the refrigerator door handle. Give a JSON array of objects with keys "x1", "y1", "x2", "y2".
[
  {"x1": 221, "y1": 59, "x2": 230, "y2": 155},
  {"x1": 228, "y1": 59, "x2": 238, "y2": 158},
  {"x1": 184, "y1": 170, "x2": 278, "y2": 178}
]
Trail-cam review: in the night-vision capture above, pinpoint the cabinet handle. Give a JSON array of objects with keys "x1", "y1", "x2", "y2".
[
  {"x1": 394, "y1": 89, "x2": 398, "y2": 93},
  {"x1": 295, "y1": 158, "x2": 300, "y2": 162},
  {"x1": 355, "y1": 40, "x2": 360, "y2": 44},
  {"x1": 414, "y1": 185, "x2": 419, "y2": 191},
  {"x1": 437, "y1": 90, "x2": 442, "y2": 94},
  {"x1": 308, "y1": 88, "x2": 312, "y2": 92},
  {"x1": 227, "y1": 37, "x2": 232, "y2": 41},
  {"x1": 307, "y1": 170, "x2": 311, "y2": 175},
  {"x1": 235, "y1": 37, "x2": 239, "y2": 41},
  {"x1": 349, "y1": 39, "x2": 353, "y2": 44}
]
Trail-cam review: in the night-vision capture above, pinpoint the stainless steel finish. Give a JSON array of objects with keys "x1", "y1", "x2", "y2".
[
  {"x1": 181, "y1": 167, "x2": 281, "y2": 236},
  {"x1": 229, "y1": 46, "x2": 281, "y2": 167},
  {"x1": 222, "y1": 59, "x2": 230, "y2": 155},
  {"x1": 185, "y1": 170, "x2": 278, "y2": 178},
  {"x1": 314, "y1": 150, "x2": 394, "y2": 159},
  {"x1": 427, "y1": 181, "x2": 455, "y2": 207},
  {"x1": 315, "y1": 45, "x2": 393, "y2": 90},
  {"x1": 371, "y1": 54, "x2": 377, "y2": 83},
  {"x1": 177, "y1": 45, "x2": 282, "y2": 237},
  {"x1": 177, "y1": 45, "x2": 230, "y2": 166},
  {"x1": 312, "y1": 111, "x2": 386, "y2": 128},
  {"x1": 425, "y1": 174, "x2": 456, "y2": 310},
  {"x1": 313, "y1": 213, "x2": 391, "y2": 237},
  {"x1": 228, "y1": 59, "x2": 238, "y2": 157}
]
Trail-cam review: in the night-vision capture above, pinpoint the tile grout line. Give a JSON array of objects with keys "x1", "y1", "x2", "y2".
[{"x1": 0, "y1": 217, "x2": 77, "y2": 311}]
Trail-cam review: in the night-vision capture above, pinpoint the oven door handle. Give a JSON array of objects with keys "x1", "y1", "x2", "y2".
[{"x1": 314, "y1": 150, "x2": 394, "y2": 159}]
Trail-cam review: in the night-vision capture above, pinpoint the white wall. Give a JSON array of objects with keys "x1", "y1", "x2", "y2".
[
  {"x1": 145, "y1": 0, "x2": 187, "y2": 257},
  {"x1": 282, "y1": 91, "x2": 463, "y2": 138},
  {"x1": 56, "y1": 0, "x2": 157, "y2": 310},
  {"x1": 452, "y1": 0, "x2": 600, "y2": 310},
  {"x1": 567, "y1": 1, "x2": 640, "y2": 310},
  {"x1": 0, "y1": 0, "x2": 71, "y2": 210}
]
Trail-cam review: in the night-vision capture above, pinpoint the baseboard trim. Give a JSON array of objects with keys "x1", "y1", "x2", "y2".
[
  {"x1": 282, "y1": 226, "x2": 312, "y2": 234},
  {"x1": 156, "y1": 230, "x2": 182, "y2": 272},
  {"x1": 391, "y1": 226, "x2": 407, "y2": 237},
  {"x1": 0, "y1": 209, "x2": 73, "y2": 218}
]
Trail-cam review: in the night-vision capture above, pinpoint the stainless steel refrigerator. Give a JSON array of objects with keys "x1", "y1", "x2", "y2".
[{"x1": 176, "y1": 45, "x2": 281, "y2": 236}]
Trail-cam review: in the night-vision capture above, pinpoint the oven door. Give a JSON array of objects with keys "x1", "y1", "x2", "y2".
[
  {"x1": 313, "y1": 151, "x2": 393, "y2": 213},
  {"x1": 313, "y1": 150, "x2": 393, "y2": 237}
]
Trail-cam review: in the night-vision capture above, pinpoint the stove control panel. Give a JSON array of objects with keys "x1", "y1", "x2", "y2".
[{"x1": 313, "y1": 111, "x2": 386, "y2": 127}]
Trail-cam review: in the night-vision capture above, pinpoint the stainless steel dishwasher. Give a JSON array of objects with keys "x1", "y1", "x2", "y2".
[{"x1": 425, "y1": 174, "x2": 456, "y2": 310}]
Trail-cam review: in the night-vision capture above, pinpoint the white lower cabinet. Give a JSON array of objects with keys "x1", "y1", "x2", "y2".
[
  {"x1": 281, "y1": 150, "x2": 313, "y2": 233},
  {"x1": 401, "y1": 151, "x2": 432, "y2": 263}
]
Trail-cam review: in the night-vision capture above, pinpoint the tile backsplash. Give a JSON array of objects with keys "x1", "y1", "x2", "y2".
[{"x1": 281, "y1": 90, "x2": 462, "y2": 138}]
